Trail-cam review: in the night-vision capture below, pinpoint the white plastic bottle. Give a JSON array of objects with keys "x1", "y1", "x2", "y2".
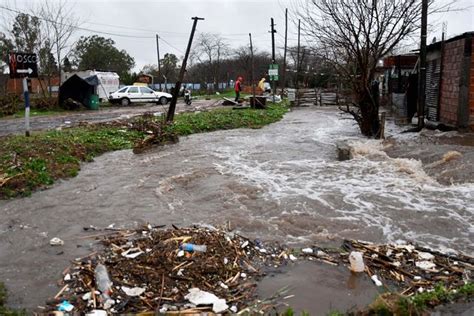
[
  {"x1": 95, "y1": 264, "x2": 112, "y2": 299},
  {"x1": 349, "y1": 251, "x2": 365, "y2": 272}
]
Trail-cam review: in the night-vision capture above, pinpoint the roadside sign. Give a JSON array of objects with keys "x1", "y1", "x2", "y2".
[
  {"x1": 268, "y1": 64, "x2": 279, "y2": 81},
  {"x1": 8, "y1": 52, "x2": 38, "y2": 79},
  {"x1": 287, "y1": 88, "x2": 296, "y2": 102}
]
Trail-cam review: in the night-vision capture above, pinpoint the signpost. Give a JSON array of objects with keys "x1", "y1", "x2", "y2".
[
  {"x1": 269, "y1": 64, "x2": 278, "y2": 103},
  {"x1": 9, "y1": 52, "x2": 38, "y2": 137}
]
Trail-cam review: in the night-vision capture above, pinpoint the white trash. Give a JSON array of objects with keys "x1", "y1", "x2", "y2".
[
  {"x1": 184, "y1": 288, "x2": 228, "y2": 313},
  {"x1": 349, "y1": 251, "x2": 365, "y2": 272},
  {"x1": 121, "y1": 286, "x2": 146, "y2": 297},
  {"x1": 371, "y1": 275, "x2": 383, "y2": 287},
  {"x1": 50, "y1": 237, "x2": 64, "y2": 246}
]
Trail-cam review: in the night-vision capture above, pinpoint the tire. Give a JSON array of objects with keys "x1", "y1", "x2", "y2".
[
  {"x1": 159, "y1": 97, "x2": 168, "y2": 105},
  {"x1": 120, "y1": 98, "x2": 130, "y2": 106}
]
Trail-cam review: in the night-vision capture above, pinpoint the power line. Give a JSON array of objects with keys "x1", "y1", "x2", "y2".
[{"x1": 0, "y1": 5, "x2": 155, "y2": 39}]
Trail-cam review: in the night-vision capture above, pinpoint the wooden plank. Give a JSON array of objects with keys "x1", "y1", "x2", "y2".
[{"x1": 222, "y1": 97, "x2": 239, "y2": 105}]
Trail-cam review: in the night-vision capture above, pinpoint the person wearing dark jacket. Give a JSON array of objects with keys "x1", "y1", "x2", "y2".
[{"x1": 234, "y1": 76, "x2": 243, "y2": 102}]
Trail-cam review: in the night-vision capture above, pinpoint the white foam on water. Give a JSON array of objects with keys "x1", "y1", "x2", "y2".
[{"x1": 210, "y1": 109, "x2": 474, "y2": 254}]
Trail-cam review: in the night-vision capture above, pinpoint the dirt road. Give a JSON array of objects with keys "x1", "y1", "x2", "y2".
[{"x1": 0, "y1": 99, "x2": 222, "y2": 136}]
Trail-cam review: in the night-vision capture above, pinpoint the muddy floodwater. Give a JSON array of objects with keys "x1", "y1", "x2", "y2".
[{"x1": 0, "y1": 107, "x2": 473, "y2": 311}]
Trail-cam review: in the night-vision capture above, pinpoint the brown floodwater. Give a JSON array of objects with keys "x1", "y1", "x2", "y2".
[{"x1": 0, "y1": 107, "x2": 472, "y2": 312}]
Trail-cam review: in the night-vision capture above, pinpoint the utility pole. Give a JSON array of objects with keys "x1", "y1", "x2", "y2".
[
  {"x1": 166, "y1": 17, "x2": 204, "y2": 122},
  {"x1": 296, "y1": 19, "x2": 301, "y2": 90},
  {"x1": 249, "y1": 33, "x2": 256, "y2": 108},
  {"x1": 418, "y1": 0, "x2": 428, "y2": 128},
  {"x1": 156, "y1": 34, "x2": 162, "y2": 91},
  {"x1": 280, "y1": 8, "x2": 288, "y2": 95},
  {"x1": 270, "y1": 18, "x2": 277, "y2": 103}
]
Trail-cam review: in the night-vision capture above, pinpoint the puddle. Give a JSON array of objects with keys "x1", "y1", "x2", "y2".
[{"x1": 258, "y1": 261, "x2": 380, "y2": 314}]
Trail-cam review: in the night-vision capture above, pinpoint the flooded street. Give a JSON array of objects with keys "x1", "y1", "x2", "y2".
[{"x1": 0, "y1": 107, "x2": 473, "y2": 310}]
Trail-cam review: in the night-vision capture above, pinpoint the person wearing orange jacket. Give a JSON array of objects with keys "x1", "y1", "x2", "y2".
[{"x1": 234, "y1": 76, "x2": 243, "y2": 102}]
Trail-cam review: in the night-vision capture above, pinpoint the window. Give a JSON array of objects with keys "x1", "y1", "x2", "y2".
[
  {"x1": 128, "y1": 87, "x2": 139, "y2": 93},
  {"x1": 140, "y1": 87, "x2": 154, "y2": 94},
  {"x1": 118, "y1": 87, "x2": 128, "y2": 93}
]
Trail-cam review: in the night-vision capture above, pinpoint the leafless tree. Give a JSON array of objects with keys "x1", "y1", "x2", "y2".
[
  {"x1": 295, "y1": 0, "x2": 452, "y2": 136},
  {"x1": 37, "y1": 0, "x2": 79, "y2": 85},
  {"x1": 192, "y1": 32, "x2": 230, "y2": 90}
]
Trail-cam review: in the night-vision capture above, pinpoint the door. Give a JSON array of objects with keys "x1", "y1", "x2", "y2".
[
  {"x1": 127, "y1": 86, "x2": 140, "y2": 102},
  {"x1": 140, "y1": 86, "x2": 157, "y2": 103}
]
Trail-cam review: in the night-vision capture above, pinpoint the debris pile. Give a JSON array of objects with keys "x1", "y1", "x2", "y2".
[
  {"x1": 46, "y1": 225, "x2": 287, "y2": 314},
  {"x1": 338, "y1": 240, "x2": 473, "y2": 295},
  {"x1": 129, "y1": 113, "x2": 178, "y2": 154},
  {"x1": 45, "y1": 225, "x2": 473, "y2": 314}
]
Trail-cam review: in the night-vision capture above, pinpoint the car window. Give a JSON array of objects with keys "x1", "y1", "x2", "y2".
[
  {"x1": 140, "y1": 87, "x2": 154, "y2": 94},
  {"x1": 128, "y1": 87, "x2": 139, "y2": 93},
  {"x1": 118, "y1": 87, "x2": 128, "y2": 93}
]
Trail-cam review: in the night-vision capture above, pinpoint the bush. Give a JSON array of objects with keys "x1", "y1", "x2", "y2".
[
  {"x1": 0, "y1": 94, "x2": 21, "y2": 117},
  {"x1": 32, "y1": 96, "x2": 59, "y2": 111}
]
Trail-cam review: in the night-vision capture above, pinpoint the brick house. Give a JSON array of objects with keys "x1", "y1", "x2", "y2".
[{"x1": 428, "y1": 32, "x2": 474, "y2": 130}]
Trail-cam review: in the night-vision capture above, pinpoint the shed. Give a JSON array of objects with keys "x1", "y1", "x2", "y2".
[{"x1": 59, "y1": 74, "x2": 95, "y2": 109}]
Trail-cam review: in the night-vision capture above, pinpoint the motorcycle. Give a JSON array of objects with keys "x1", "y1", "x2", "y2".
[{"x1": 184, "y1": 89, "x2": 192, "y2": 105}]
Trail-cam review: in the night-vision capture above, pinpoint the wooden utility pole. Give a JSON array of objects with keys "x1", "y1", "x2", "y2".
[
  {"x1": 296, "y1": 19, "x2": 301, "y2": 90},
  {"x1": 156, "y1": 34, "x2": 162, "y2": 91},
  {"x1": 280, "y1": 8, "x2": 288, "y2": 94},
  {"x1": 249, "y1": 33, "x2": 256, "y2": 108},
  {"x1": 270, "y1": 18, "x2": 277, "y2": 103},
  {"x1": 418, "y1": 0, "x2": 428, "y2": 128},
  {"x1": 166, "y1": 17, "x2": 204, "y2": 122}
]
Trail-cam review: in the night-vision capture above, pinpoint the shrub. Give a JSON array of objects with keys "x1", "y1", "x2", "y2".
[{"x1": 0, "y1": 94, "x2": 21, "y2": 117}]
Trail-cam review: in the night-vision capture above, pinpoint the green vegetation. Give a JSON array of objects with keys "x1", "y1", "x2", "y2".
[
  {"x1": 0, "y1": 104, "x2": 288, "y2": 199},
  {"x1": 173, "y1": 104, "x2": 287, "y2": 135},
  {"x1": 348, "y1": 283, "x2": 474, "y2": 316},
  {"x1": 0, "y1": 283, "x2": 25, "y2": 316}
]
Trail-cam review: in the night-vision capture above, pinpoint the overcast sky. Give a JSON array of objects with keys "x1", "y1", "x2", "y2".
[{"x1": 2, "y1": 0, "x2": 473, "y2": 72}]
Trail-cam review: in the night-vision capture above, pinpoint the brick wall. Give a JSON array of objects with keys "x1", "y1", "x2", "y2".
[
  {"x1": 439, "y1": 39, "x2": 465, "y2": 125},
  {"x1": 6, "y1": 76, "x2": 60, "y2": 95}
]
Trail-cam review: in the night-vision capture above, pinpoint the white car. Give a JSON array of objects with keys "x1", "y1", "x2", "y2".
[{"x1": 109, "y1": 86, "x2": 172, "y2": 106}]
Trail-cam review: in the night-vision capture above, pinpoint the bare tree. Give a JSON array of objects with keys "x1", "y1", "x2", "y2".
[
  {"x1": 193, "y1": 33, "x2": 230, "y2": 90},
  {"x1": 37, "y1": 0, "x2": 79, "y2": 85},
  {"x1": 295, "y1": 0, "x2": 444, "y2": 136}
]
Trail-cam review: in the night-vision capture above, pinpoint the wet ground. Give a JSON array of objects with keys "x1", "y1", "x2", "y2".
[
  {"x1": 0, "y1": 99, "x2": 222, "y2": 136},
  {"x1": 0, "y1": 107, "x2": 473, "y2": 312}
]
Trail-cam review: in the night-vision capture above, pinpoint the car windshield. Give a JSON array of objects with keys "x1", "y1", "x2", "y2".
[{"x1": 117, "y1": 87, "x2": 128, "y2": 93}]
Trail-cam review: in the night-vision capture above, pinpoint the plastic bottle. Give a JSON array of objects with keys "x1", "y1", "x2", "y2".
[
  {"x1": 180, "y1": 243, "x2": 207, "y2": 253},
  {"x1": 349, "y1": 251, "x2": 365, "y2": 272},
  {"x1": 94, "y1": 264, "x2": 112, "y2": 299}
]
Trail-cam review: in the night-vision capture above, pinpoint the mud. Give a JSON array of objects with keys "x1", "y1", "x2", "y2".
[{"x1": 0, "y1": 107, "x2": 472, "y2": 312}]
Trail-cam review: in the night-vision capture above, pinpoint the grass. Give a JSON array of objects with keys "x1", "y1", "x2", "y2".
[
  {"x1": 0, "y1": 283, "x2": 25, "y2": 316},
  {"x1": 0, "y1": 103, "x2": 288, "y2": 199},
  {"x1": 329, "y1": 282, "x2": 474, "y2": 316}
]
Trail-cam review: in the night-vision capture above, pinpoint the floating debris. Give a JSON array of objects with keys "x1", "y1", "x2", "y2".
[{"x1": 45, "y1": 225, "x2": 287, "y2": 313}]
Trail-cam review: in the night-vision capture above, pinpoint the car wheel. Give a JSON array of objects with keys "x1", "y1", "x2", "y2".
[
  {"x1": 121, "y1": 98, "x2": 130, "y2": 106},
  {"x1": 159, "y1": 97, "x2": 168, "y2": 105}
]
